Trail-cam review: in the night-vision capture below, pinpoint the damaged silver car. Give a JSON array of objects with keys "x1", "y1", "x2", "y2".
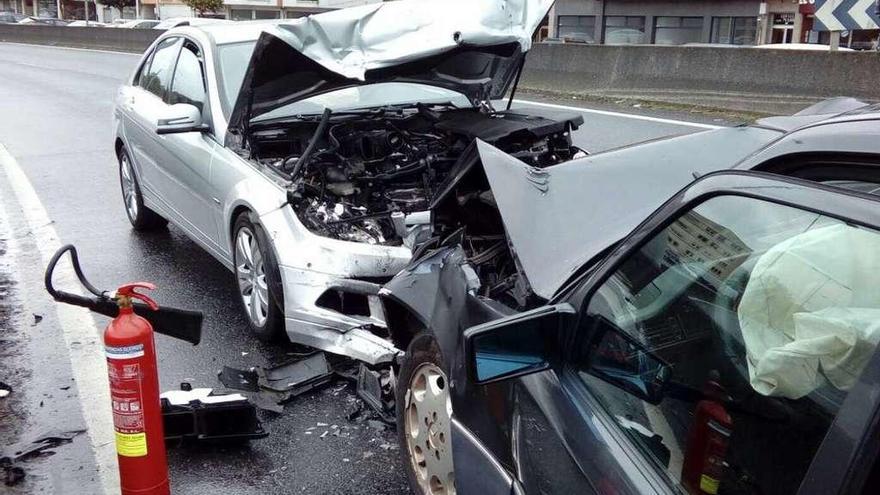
[{"x1": 112, "y1": 0, "x2": 578, "y2": 362}]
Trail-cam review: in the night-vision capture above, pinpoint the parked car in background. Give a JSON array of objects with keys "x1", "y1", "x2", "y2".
[
  {"x1": 18, "y1": 16, "x2": 69, "y2": 26},
  {"x1": 0, "y1": 11, "x2": 27, "y2": 23},
  {"x1": 116, "y1": 19, "x2": 160, "y2": 29},
  {"x1": 152, "y1": 17, "x2": 231, "y2": 29},
  {"x1": 112, "y1": 0, "x2": 573, "y2": 365},
  {"x1": 67, "y1": 20, "x2": 108, "y2": 27},
  {"x1": 379, "y1": 98, "x2": 880, "y2": 495}
]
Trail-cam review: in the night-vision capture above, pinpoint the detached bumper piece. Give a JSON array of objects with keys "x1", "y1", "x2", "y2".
[
  {"x1": 216, "y1": 352, "x2": 336, "y2": 412},
  {"x1": 160, "y1": 385, "x2": 268, "y2": 443}
]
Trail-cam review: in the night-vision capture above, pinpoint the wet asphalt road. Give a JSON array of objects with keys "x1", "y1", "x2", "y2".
[{"x1": 0, "y1": 42, "x2": 725, "y2": 494}]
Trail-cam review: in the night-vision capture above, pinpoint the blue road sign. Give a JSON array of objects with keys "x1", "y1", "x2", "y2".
[{"x1": 813, "y1": 0, "x2": 880, "y2": 31}]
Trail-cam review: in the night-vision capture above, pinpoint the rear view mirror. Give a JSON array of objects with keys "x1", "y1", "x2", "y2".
[
  {"x1": 465, "y1": 304, "x2": 575, "y2": 384},
  {"x1": 582, "y1": 315, "x2": 670, "y2": 404},
  {"x1": 156, "y1": 103, "x2": 207, "y2": 135}
]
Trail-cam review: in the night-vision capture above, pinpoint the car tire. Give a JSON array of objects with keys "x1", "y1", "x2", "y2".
[
  {"x1": 232, "y1": 212, "x2": 285, "y2": 342},
  {"x1": 396, "y1": 332, "x2": 456, "y2": 495},
  {"x1": 118, "y1": 146, "x2": 167, "y2": 231}
]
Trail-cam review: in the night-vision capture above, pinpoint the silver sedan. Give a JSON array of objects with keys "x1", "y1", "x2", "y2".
[{"x1": 112, "y1": 1, "x2": 564, "y2": 363}]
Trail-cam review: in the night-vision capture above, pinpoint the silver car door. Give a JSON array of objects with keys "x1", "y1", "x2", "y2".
[
  {"x1": 124, "y1": 36, "x2": 183, "y2": 218},
  {"x1": 160, "y1": 38, "x2": 223, "y2": 249}
]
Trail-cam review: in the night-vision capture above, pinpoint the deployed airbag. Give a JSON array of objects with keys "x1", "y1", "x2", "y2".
[{"x1": 738, "y1": 223, "x2": 880, "y2": 399}]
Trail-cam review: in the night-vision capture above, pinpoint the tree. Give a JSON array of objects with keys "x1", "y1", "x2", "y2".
[
  {"x1": 181, "y1": 0, "x2": 224, "y2": 17},
  {"x1": 100, "y1": 0, "x2": 133, "y2": 15}
]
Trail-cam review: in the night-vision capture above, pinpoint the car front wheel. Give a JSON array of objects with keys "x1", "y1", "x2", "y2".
[
  {"x1": 118, "y1": 146, "x2": 167, "y2": 231},
  {"x1": 396, "y1": 332, "x2": 456, "y2": 495},
  {"x1": 232, "y1": 213, "x2": 284, "y2": 342}
]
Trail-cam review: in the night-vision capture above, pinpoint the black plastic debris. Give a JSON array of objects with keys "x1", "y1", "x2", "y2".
[
  {"x1": 356, "y1": 364, "x2": 396, "y2": 423},
  {"x1": 1, "y1": 458, "x2": 24, "y2": 487},
  {"x1": 1, "y1": 429, "x2": 85, "y2": 486},
  {"x1": 161, "y1": 383, "x2": 267, "y2": 443},
  {"x1": 259, "y1": 352, "x2": 333, "y2": 395},
  {"x1": 217, "y1": 352, "x2": 335, "y2": 412},
  {"x1": 0, "y1": 381, "x2": 10, "y2": 399},
  {"x1": 217, "y1": 366, "x2": 259, "y2": 392},
  {"x1": 6, "y1": 429, "x2": 85, "y2": 462}
]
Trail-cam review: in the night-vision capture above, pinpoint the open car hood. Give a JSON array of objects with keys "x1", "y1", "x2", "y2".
[
  {"x1": 227, "y1": 0, "x2": 553, "y2": 134},
  {"x1": 475, "y1": 124, "x2": 784, "y2": 300}
]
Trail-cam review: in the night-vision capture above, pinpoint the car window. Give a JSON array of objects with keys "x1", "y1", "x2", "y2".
[
  {"x1": 216, "y1": 41, "x2": 257, "y2": 113},
  {"x1": 169, "y1": 40, "x2": 207, "y2": 114},
  {"x1": 576, "y1": 195, "x2": 880, "y2": 495},
  {"x1": 140, "y1": 37, "x2": 182, "y2": 100}
]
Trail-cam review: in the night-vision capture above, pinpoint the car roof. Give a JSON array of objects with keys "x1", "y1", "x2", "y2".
[{"x1": 174, "y1": 20, "x2": 283, "y2": 46}]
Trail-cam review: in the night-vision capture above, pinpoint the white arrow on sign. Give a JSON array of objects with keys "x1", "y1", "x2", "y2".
[
  {"x1": 816, "y1": 0, "x2": 847, "y2": 31},
  {"x1": 851, "y1": 0, "x2": 880, "y2": 29}
]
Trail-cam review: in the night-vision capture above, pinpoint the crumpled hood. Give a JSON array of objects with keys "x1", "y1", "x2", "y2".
[
  {"x1": 228, "y1": 0, "x2": 553, "y2": 133},
  {"x1": 476, "y1": 124, "x2": 783, "y2": 300}
]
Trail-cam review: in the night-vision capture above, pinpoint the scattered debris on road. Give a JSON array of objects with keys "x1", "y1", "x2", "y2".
[
  {"x1": 355, "y1": 364, "x2": 396, "y2": 423},
  {"x1": 1, "y1": 429, "x2": 85, "y2": 486},
  {"x1": 0, "y1": 381, "x2": 10, "y2": 399},
  {"x1": 217, "y1": 352, "x2": 335, "y2": 412},
  {"x1": 161, "y1": 383, "x2": 268, "y2": 444}
]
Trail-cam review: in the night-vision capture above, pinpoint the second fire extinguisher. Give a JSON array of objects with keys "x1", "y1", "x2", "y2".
[{"x1": 681, "y1": 380, "x2": 733, "y2": 495}]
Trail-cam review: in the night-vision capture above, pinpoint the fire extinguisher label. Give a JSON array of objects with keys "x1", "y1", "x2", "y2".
[
  {"x1": 700, "y1": 474, "x2": 720, "y2": 494},
  {"x1": 106, "y1": 343, "x2": 145, "y2": 360},
  {"x1": 107, "y1": 359, "x2": 148, "y2": 457}
]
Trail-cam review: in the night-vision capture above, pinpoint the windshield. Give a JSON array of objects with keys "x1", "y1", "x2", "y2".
[{"x1": 216, "y1": 41, "x2": 472, "y2": 121}]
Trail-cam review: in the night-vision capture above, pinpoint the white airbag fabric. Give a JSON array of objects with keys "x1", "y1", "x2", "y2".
[{"x1": 738, "y1": 224, "x2": 880, "y2": 399}]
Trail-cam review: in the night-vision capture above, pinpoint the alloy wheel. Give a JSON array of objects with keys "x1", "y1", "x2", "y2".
[
  {"x1": 404, "y1": 363, "x2": 455, "y2": 495},
  {"x1": 120, "y1": 154, "x2": 138, "y2": 221},
  {"x1": 235, "y1": 227, "x2": 269, "y2": 327}
]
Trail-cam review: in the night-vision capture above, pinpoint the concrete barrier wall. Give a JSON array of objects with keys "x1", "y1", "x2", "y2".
[
  {"x1": 0, "y1": 25, "x2": 160, "y2": 53},
  {"x1": 520, "y1": 43, "x2": 880, "y2": 113}
]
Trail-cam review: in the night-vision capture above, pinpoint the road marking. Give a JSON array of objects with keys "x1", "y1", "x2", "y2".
[
  {"x1": 514, "y1": 99, "x2": 723, "y2": 130},
  {"x1": 0, "y1": 144, "x2": 118, "y2": 494}
]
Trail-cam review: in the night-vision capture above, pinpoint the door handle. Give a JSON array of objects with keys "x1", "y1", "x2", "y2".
[{"x1": 212, "y1": 197, "x2": 221, "y2": 206}]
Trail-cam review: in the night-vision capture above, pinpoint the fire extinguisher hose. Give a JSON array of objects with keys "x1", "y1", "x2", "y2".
[{"x1": 44, "y1": 245, "x2": 203, "y2": 345}]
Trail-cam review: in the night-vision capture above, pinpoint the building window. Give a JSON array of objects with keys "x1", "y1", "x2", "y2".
[
  {"x1": 653, "y1": 16, "x2": 703, "y2": 45},
  {"x1": 557, "y1": 15, "x2": 596, "y2": 43},
  {"x1": 230, "y1": 9, "x2": 253, "y2": 20},
  {"x1": 604, "y1": 16, "x2": 646, "y2": 44},
  {"x1": 230, "y1": 9, "x2": 281, "y2": 20},
  {"x1": 254, "y1": 9, "x2": 281, "y2": 19},
  {"x1": 711, "y1": 16, "x2": 757, "y2": 45}
]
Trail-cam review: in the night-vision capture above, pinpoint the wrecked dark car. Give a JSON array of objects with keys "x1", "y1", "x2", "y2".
[{"x1": 379, "y1": 100, "x2": 880, "y2": 495}]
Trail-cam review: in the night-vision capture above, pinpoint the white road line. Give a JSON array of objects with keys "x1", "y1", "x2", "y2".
[
  {"x1": 514, "y1": 99, "x2": 723, "y2": 130},
  {"x1": 0, "y1": 144, "x2": 118, "y2": 494}
]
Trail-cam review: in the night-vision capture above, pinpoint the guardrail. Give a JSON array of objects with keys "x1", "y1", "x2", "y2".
[{"x1": 0, "y1": 24, "x2": 160, "y2": 53}]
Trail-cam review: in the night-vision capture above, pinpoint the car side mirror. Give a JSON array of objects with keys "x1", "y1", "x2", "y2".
[
  {"x1": 464, "y1": 304, "x2": 575, "y2": 385},
  {"x1": 581, "y1": 314, "x2": 671, "y2": 405},
  {"x1": 156, "y1": 103, "x2": 208, "y2": 135}
]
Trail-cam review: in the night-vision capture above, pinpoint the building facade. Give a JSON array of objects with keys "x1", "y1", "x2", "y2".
[
  {"x1": 224, "y1": 0, "x2": 381, "y2": 20},
  {"x1": 549, "y1": 0, "x2": 879, "y2": 47}
]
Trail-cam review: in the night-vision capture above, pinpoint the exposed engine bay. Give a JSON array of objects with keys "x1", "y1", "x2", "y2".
[{"x1": 244, "y1": 105, "x2": 584, "y2": 309}]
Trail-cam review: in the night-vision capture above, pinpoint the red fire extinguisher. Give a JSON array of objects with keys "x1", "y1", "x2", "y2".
[
  {"x1": 105, "y1": 282, "x2": 169, "y2": 495},
  {"x1": 681, "y1": 381, "x2": 733, "y2": 495},
  {"x1": 44, "y1": 245, "x2": 203, "y2": 494}
]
